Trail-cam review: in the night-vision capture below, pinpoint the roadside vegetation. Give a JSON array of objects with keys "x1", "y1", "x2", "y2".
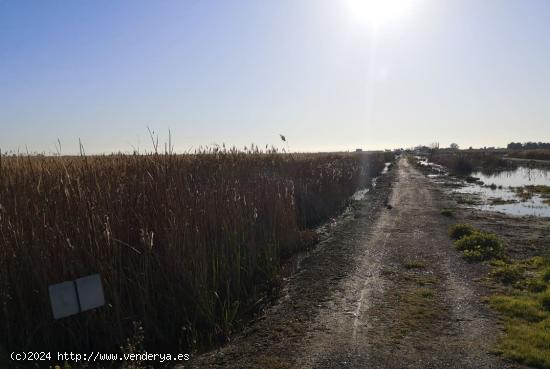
[
  {"x1": 448, "y1": 224, "x2": 505, "y2": 262},
  {"x1": 0, "y1": 148, "x2": 393, "y2": 358},
  {"x1": 454, "y1": 232, "x2": 505, "y2": 261},
  {"x1": 448, "y1": 222, "x2": 550, "y2": 367},
  {"x1": 488, "y1": 257, "x2": 550, "y2": 368},
  {"x1": 448, "y1": 223, "x2": 475, "y2": 240},
  {"x1": 429, "y1": 151, "x2": 516, "y2": 176}
]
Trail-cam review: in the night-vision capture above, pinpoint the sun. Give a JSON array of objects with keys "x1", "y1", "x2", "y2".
[{"x1": 347, "y1": 0, "x2": 416, "y2": 27}]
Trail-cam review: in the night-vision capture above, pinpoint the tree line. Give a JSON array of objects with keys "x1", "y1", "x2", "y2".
[{"x1": 507, "y1": 142, "x2": 550, "y2": 150}]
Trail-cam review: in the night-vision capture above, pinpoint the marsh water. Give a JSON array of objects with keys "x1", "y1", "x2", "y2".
[
  {"x1": 455, "y1": 166, "x2": 550, "y2": 217},
  {"x1": 352, "y1": 162, "x2": 393, "y2": 201}
]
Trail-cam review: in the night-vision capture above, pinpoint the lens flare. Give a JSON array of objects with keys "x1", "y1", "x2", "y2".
[{"x1": 347, "y1": 0, "x2": 416, "y2": 26}]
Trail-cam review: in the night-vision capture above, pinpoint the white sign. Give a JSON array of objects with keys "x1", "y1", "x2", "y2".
[{"x1": 49, "y1": 274, "x2": 105, "y2": 319}]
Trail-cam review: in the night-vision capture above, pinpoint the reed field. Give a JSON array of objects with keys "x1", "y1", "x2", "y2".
[
  {"x1": 0, "y1": 148, "x2": 391, "y2": 357},
  {"x1": 428, "y1": 150, "x2": 517, "y2": 175},
  {"x1": 508, "y1": 149, "x2": 550, "y2": 161}
]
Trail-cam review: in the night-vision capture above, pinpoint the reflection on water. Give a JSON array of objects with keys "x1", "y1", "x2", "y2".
[
  {"x1": 352, "y1": 162, "x2": 393, "y2": 201},
  {"x1": 471, "y1": 167, "x2": 550, "y2": 187},
  {"x1": 455, "y1": 167, "x2": 550, "y2": 217}
]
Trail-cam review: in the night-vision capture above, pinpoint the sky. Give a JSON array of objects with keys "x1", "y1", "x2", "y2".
[{"x1": 1, "y1": 0, "x2": 550, "y2": 154}]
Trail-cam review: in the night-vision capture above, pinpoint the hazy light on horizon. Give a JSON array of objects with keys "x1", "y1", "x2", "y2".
[
  {"x1": 347, "y1": 0, "x2": 417, "y2": 27},
  {"x1": 1, "y1": 0, "x2": 550, "y2": 154}
]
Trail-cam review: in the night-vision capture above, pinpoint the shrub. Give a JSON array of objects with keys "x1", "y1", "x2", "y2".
[
  {"x1": 449, "y1": 223, "x2": 475, "y2": 240},
  {"x1": 454, "y1": 231, "x2": 504, "y2": 261},
  {"x1": 490, "y1": 264, "x2": 524, "y2": 285},
  {"x1": 462, "y1": 249, "x2": 484, "y2": 261},
  {"x1": 541, "y1": 268, "x2": 550, "y2": 283}
]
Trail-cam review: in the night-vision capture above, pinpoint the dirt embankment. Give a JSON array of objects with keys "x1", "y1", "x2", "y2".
[{"x1": 184, "y1": 158, "x2": 529, "y2": 369}]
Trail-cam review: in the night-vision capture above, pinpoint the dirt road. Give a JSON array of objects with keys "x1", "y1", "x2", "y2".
[{"x1": 188, "y1": 158, "x2": 525, "y2": 369}]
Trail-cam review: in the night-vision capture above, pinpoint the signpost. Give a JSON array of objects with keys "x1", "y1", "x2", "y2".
[{"x1": 49, "y1": 274, "x2": 105, "y2": 319}]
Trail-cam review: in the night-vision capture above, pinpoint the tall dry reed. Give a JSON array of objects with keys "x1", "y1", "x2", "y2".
[{"x1": 0, "y1": 148, "x2": 389, "y2": 356}]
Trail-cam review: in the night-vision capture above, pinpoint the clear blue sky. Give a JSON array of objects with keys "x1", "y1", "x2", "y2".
[{"x1": 1, "y1": 0, "x2": 550, "y2": 154}]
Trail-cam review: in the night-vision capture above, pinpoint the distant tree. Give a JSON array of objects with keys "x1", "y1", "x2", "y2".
[
  {"x1": 507, "y1": 142, "x2": 550, "y2": 150},
  {"x1": 450, "y1": 143, "x2": 459, "y2": 150},
  {"x1": 507, "y1": 142, "x2": 523, "y2": 150},
  {"x1": 428, "y1": 142, "x2": 439, "y2": 160}
]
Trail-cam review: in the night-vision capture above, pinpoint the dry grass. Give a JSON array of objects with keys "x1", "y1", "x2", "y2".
[
  {"x1": 429, "y1": 150, "x2": 516, "y2": 175},
  {"x1": 0, "y1": 148, "x2": 390, "y2": 356},
  {"x1": 509, "y1": 149, "x2": 550, "y2": 161}
]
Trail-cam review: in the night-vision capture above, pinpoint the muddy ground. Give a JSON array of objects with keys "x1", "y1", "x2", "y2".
[{"x1": 182, "y1": 158, "x2": 548, "y2": 369}]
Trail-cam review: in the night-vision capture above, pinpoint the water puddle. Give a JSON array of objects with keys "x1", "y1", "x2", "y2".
[
  {"x1": 454, "y1": 167, "x2": 550, "y2": 217},
  {"x1": 417, "y1": 156, "x2": 448, "y2": 175},
  {"x1": 352, "y1": 162, "x2": 392, "y2": 201},
  {"x1": 352, "y1": 189, "x2": 370, "y2": 201},
  {"x1": 282, "y1": 160, "x2": 394, "y2": 301},
  {"x1": 382, "y1": 161, "x2": 392, "y2": 174}
]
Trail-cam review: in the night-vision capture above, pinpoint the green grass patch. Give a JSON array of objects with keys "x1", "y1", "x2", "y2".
[
  {"x1": 440, "y1": 208, "x2": 454, "y2": 217},
  {"x1": 489, "y1": 256, "x2": 550, "y2": 368},
  {"x1": 397, "y1": 287, "x2": 440, "y2": 327},
  {"x1": 490, "y1": 294, "x2": 547, "y2": 322},
  {"x1": 404, "y1": 259, "x2": 426, "y2": 269},
  {"x1": 495, "y1": 318, "x2": 550, "y2": 368},
  {"x1": 527, "y1": 279, "x2": 548, "y2": 293},
  {"x1": 449, "y1": 223, "x2": 475, "y2": 240},
  {"x1": 454, "y1": 231, "x2": 504, "y2": 261},
  {"x1": 489, "y1": 263, "x2": 524, "y2": 285},
  {"x1": 416, "y1": 288, "x2": 435, "y2": 298},
  {"x1": 448, "y1": 224, "x2": 505, "y2": 261}
]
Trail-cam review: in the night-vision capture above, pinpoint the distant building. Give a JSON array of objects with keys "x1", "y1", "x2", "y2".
[{"x1": 356, "y1": 148, "x2": 363, "y2": 152}]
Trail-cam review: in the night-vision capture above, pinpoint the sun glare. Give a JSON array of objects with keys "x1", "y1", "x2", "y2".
[{"x1": 347, "y1": 0, "x2": 416, "y2": 27}]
